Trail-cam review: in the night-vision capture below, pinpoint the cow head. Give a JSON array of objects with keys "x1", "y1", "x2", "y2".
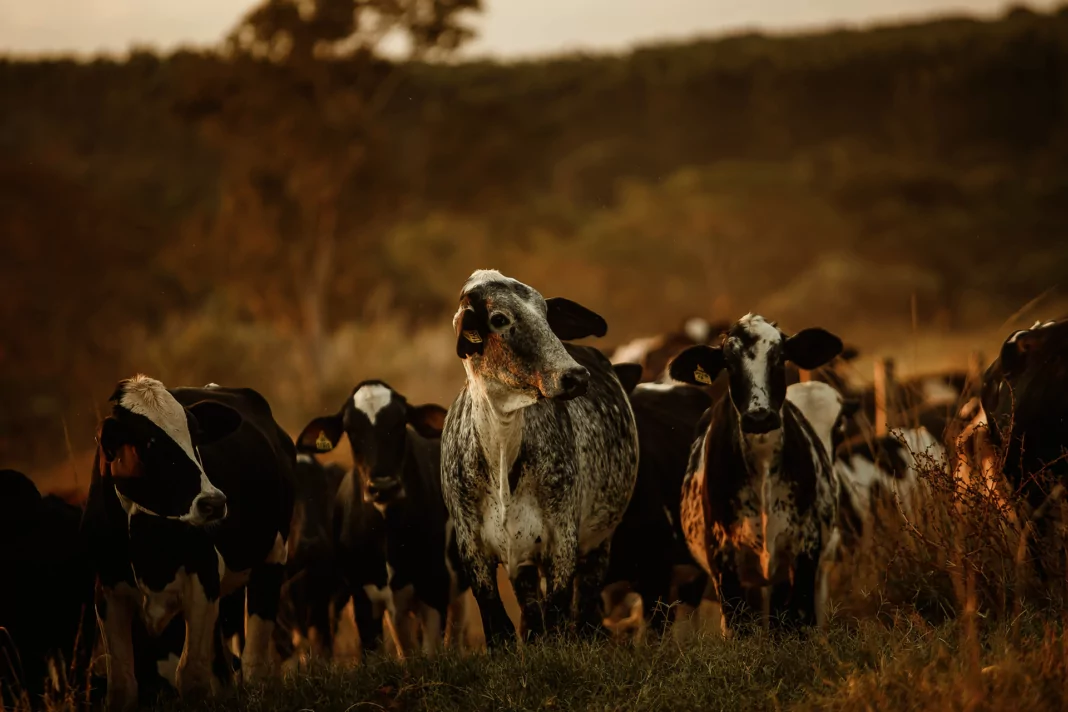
[
  {"x1": 453, "y1": 270, "x2": 607, "y2": 411},
  {"x1": 97, "y1": 375, "x2": 238, "y2": 526},
  {"x1": 669, "y1": 314, "x2": 843, "y2": 435},
  {"x1": 982, "y1": 319, "x2": 1068, "y2": 447},
  {"x1": 296, "y1": 381, "x2": 446, "y2": 507}
]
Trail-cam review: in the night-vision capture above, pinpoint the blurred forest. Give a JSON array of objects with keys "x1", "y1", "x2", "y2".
[{"x1": 3, "y1": 2, "x2": 1068, "y2": 479}]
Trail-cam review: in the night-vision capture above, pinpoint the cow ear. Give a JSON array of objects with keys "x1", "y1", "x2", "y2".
[
  {"x1": 408, "y1": 404, "x2": 448, "y2": 438},
  {"x1": 546, "y1": 297, "x2": 608, "y2": 341},
  {"x1": 840, "y1": 345, "x2": 861, "y2": 362},
  {"x1": 841, "y1": 397, "x2": 861, "y2": 419},
  {"x1": 668, "y1": 345, "x2": 725, "y2": 386},
  {"x1": 612, "y1": 363, "x2": 644, "y2": 395},
  {"x1": 187, "y1": 401, "x2": 243, "y2": 446},
  {"x1": 1000, "y1": 328, "x2": 1046, "y2": 377},
  {"x1": 98, "y1": 416, "x2": 127, "y2": 462},
  {"x1": 455, "y1": 306, "x2": 487, "y2": 359},
  {"x1": 296, "y1": 415, "x2": 345, "y2": 454},
  {"x1": 784, "y1": 328, "x2": 843, "y2": 370}
]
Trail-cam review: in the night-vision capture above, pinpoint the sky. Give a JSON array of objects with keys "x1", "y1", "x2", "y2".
[{"x1": 0, "y1": 0, "x2": 1061, "y2": 59}]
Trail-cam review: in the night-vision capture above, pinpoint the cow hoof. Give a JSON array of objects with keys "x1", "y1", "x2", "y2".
[{"x1": 176, "y1": 665, "x2": 214, "y2": 700}]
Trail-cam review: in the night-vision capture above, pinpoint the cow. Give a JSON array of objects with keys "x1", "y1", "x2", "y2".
[
  {"x1": 609, "y1": 317, "x2": 730, "y2": 383},
  {"x1": 274, "y1": 454, "x2": 347, "y2": 662},
  {"x1": 601, "y1": 366, "x2": 714, "y2": 641},
  {"x1": 834, "y1": 427, "x2": 945, "y2": 552},
  {"x1": 81, "y1": 376, "x2": 295, "y2": 711},
  {"x1": 973, "y1": 318, "x2": 1068, "y2": 577},
  {"x1": 295, "y1": 381, "x2": 464, "y2": 658},
  {"x1": 668, "y1": 314, "x2": 844, "y2": 633},
  {"x1": 0, "y1": 470, "x2": 95, "y2": 710},
  {"x1": 441, "y1": 269, "x2": 640, "y2": 647}
]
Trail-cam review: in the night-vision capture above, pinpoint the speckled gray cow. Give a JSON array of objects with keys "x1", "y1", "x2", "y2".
[{"x1": 440, "y1": 270, "x2": 639, "y2": 647}]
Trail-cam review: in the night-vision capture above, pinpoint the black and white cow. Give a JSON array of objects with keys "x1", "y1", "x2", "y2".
[
  {"x1": 295, "y1": 381, "x2": 465, "y2": 658},
  {"x1": 601, "y1": 370, "x2": 714, "y2": 640},
  {"x1": 273, "y1": 453, "x2": 347, "y2": 661},
  {"x1": 834, "y1": 427, "x2": 944, "y2": 547},
  {"x1": 0, "y1": 470, "x2": 96, "y2": 709},
  {"x1": 441, "y1": 270, "x2": 640, "y2": 647},
  {"x1": 668, "y1": 314, "x2": 844, "y2": 632},
  {"x1": 81, "y1": 377, "x2": 295, "y2": 711},
  {"x1": 609, "y1": 317, "x2": 730, "y2": 384}
]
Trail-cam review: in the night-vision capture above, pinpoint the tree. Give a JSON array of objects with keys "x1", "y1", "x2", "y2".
[{"x1": 173, "y1": 0, "x2": 481, "y2": 406}]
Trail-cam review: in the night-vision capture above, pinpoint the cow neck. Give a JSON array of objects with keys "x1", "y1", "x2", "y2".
[
  {"x1": 734, "y1": 409, "x2": 784, "y2": 491},
  {"x1": 466, "y1": 372, "x2": 527, "y2": 511}
]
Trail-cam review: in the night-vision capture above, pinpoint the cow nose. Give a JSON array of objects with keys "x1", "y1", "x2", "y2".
[
  {"x1": 557, "y1": 367, "x2": 590, "y2": 401},
  {"x1": 195, "y1": 492, "x2": 227, "y2": 523},
  {"x1": 740, "y1": 408, "x2": 781, "y2": 434}
]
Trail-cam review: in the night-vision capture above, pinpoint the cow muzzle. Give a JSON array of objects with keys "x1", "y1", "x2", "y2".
[
  {"x1": 740, "y1": 408, "x2": 781, "y2": 435},
  {"x1": 192, "y1": 491, "x2": 228, "y2": 525},
  {"x1": 542, "y1": 365, "x2": 590, "y2": 401},
  {"x1": 366, "y1": 477, "x2": 405, "y2": 504}
]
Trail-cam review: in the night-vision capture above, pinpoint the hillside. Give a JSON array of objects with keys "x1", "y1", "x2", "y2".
[{"x1": 3, "y1": 6, "x2": 1068, "y2": 475}]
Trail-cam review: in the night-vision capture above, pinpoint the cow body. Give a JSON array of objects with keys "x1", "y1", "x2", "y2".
[
  {"x1": 275, "y1": 454, "x2": 347, "y2": 661},
  {"x1": 0, "y1": 470, "x2": 95, "y2": 709},
  {"x1": 295, "y1": 381, "x2": 463, "y2": 658},
  {"x1": 670, "y1": 315, "x2": 844, "y2": 632},
  {"x1": 82, "y1": 377, "x2": 294, "y2": 711},
  {"x1": 609, "y1": 318, "x2": 729, "y2": 383},
  {"x1": 602, "y1": 379, "x2": 713, "y2": 638},
  {"x1": 442, "y1": 270, "x2": 639, "y2": 646}
]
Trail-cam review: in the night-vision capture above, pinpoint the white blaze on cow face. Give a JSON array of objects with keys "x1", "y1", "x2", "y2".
[
  {"x1": 353, "y1": 384, "x2": 393, "y2": 425},
  {"x1": 731, "y1": 314, "x2": 783, "y2": 420}
]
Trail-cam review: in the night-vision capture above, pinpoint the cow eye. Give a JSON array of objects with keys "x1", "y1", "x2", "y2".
[{"x1": 490, "y1": 313, "x2": 510, "y2": 329}]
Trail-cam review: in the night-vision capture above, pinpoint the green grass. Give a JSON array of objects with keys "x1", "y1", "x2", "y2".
[{"x1": 137, "y1": 614, "x2": 1067, "y2": 712}]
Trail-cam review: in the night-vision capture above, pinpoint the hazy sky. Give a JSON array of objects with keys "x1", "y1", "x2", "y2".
[{"x1": 0, "y1": 0, "x2": 1060, "y2": 59}]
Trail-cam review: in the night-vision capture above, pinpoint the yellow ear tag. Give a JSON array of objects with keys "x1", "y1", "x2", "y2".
[
  {"x1": 694, "y1": 365, "x2": 713, "y2": 385},
  {"x1": 315, "y1": 431, "x2": 333, "y2": 451},
  {"x1": 463, "y1": 330, "x2": 483, "y2": 344}
]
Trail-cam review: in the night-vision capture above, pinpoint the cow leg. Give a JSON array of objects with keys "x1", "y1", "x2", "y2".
[
  {"x1": 470, "y1": 566, "x2": 515, "y2": 650},
  {"x1": 671, "y1": 567, "x2": 708, "y2": 642},
  {"x1": 444, "y1": 594, "x2": 469, "y2": 651},
  {"x1": 175, "y1": 573, "x2": 219, "y2": 700},
  {"x1": 98, "y1": 583, "x2": 139, "y2": 712},
  {"x1": 418, "y1": 602, "x2": 446, "y2": 656},
  {"x1": 352, "y1": 589, "x2": 385, "y2": 657},
  {"x1": 512, "y1": 564, "x2": 546, "y2": 641},
  {"x1": 243, "y1": 561, "x2": 284, "y2": 683},
  {"x1": 786, "y1": 554, "x2": 819, "y2": 630},
  {"x1": 390, "y1": 585, "x2": 419, "y2": 658},
  {"x1": 575, "y1": 540, "x2": 612, "y2": 639},
  {"x1": 717, "y1": 569, "x2": 762, "y2": 635}
]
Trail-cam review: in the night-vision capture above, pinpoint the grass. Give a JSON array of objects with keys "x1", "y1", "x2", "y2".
[{"x1": 126, "y1": 614, "x2": 1063, "y2": 712}]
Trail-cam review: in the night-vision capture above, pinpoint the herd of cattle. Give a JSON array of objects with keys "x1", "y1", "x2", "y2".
[{"x1": 2, "y1": 268, "x2": 1067, "y2": 711}]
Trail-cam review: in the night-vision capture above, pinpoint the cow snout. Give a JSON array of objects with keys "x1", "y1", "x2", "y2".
[
  {"x1": 195, "y1": 492, "x2": 228, "y2": 523},
  {"x1": 366, "y1": 477, "x2": 405, "y2": 503},
  {"x1": 740, "y1": 408, "x2": 781, "y2": 434},
  {"x1": 556, "y1": 366, "x2": 590, "y2": 401}
]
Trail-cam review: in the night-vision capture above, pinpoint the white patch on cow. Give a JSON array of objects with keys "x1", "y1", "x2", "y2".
[
  {"x1": 267, "y1": 532, "x2": 287, "y2": 565},
  {"x1": 296, "y1": 453, "x2": 315, "y2": 465},
  {"x1": 739, "y1": 429, "x2": 787, "y2": 584},
  {"x1": 920, "y1": 378, "x2": 960, "y2": 406},
  {"x1": 816, "y1": 527, "x2": 841, "y2": 627},
  {"x1": 175, "y1": 573, "x2": 218, "y2": 698},
  {"x1": 204, "y1": 383, "x2": 220, "y2": 388},
  {"x1": 363, "y1": 584, "x2": 395, "y2": 619},
  {"x1": 462, "y1": 268, "x2": 510, "y2": 293},
  {"x1": 353, "y1": 383, "x2": 393, "y2": 425},
  {"x1": 137, "y1": 569, "x2": 186, "y2": 636},
  {"x1": 119, "y1": 375, "x2": 200, "y2": 467},
  {"x1": 634, "y1": 382, "x2": 678, "y2": 393},
  {"x1": 156, "y1": 654, "x2": 180, "y2": 689},
  {"x1": 610, "y1": 336, "x2": 659, "y2": 365},
  {"x1": 482, "y1": 490, "x2": 546, "y2": 578},
  {"x1": 684, "y1": 317, "x2": 712, "y2": 344},
  {"x1": 785, "y1": 382, "x2": 842, "y2": 461},
  {"x1": 391, "y1": 584, "x2": 419, "y2": 656},
  {"x1": 737, "y1": 314, "x2": 781, "y2": 412}
]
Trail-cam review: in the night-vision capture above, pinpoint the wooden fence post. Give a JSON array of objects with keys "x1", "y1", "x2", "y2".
[{"x1": 873, "y1": 357, "x2": 896, "y2": 436}]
